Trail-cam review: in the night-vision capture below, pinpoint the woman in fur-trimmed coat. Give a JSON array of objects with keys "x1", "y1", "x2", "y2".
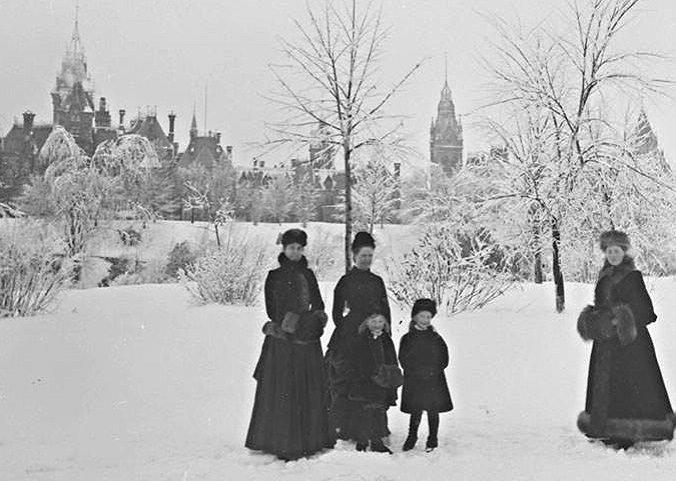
[
  {"x1": 245, "y1": 229, "x2": 333, "y2": 461},
  {"x1": 577, "y1": 230, "x2": 675, "y2": 447}
]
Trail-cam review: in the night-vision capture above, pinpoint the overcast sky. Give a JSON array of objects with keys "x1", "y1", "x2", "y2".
[{"x1": 1, "y1": 0, "x2": 674, "y2": 167}]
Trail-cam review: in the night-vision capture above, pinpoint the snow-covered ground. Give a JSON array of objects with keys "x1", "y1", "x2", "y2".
[{"x1": 1, "y1": 277, "x2": 676, "y2": 480}]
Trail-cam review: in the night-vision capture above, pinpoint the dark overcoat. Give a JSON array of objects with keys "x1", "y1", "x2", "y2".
[
  {"x1": 348, "y1": 332, "x2": 398, "y2": 407},
  {"x1": 399, "y1": 325, "x2": 453, "y2": 414},
  {"x1": 325, "y1": 267, "x2": 392, "y2": 439},
  {"x1": 246, "y1": 254, "x2": 332, "y2": 460},
  {"x1": 579, "y1": 258, "x2": 675, "y2": 442},
  {"x1": 328, "y1": 267, "x2": 391, "y2": 353}
]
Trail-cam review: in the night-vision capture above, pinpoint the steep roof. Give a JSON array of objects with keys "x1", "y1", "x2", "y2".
[{"x1": 178, "y1": 135, "x2": 227, "y2": 169}]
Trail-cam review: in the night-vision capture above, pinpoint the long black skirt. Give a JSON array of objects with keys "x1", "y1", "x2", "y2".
[
  {"x1": 246, "y1": 336, "x2": 332, "y2": 460},
  {"x1": 581, "y1": 327, "x2": 675, "y2": 442}
]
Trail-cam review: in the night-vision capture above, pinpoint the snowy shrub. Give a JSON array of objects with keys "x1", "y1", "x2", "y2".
[
  {"x1": 117, "y1": 226, "x2": 142, "y2": 246},
  {"x1": 180, "y1": 231, "x2": 271, "y2": 306},
  {"x1": 304, "y1": 229, "x2": 342, "y2": 281},
  {"x1": 385, "y1": 224, "x2": 517, "y2": 316},
  {"x1": 0, "y1": 224, "x2": 72, "y2": 317},
  {"x1": 165, "y1": 241, "x2": 197, "y2": 279},
  {"x1": 112, "y1": 258, "x2": 168, "y2": 286},
  {"x1": 98, "y1": 256, "x2": 136, "y2": 287}
]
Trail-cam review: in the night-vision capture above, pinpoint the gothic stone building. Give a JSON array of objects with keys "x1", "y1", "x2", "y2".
[
  {"x1": 0, "y1": 11, "x2": 233, "y2": 204},
  {"x1": 430, "y1": 77, "x2": 463, "y2": 175}
]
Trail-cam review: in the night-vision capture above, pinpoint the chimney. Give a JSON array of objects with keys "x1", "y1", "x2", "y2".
[
  {"x1": 168, "y1": 112, "x2": 176, "y2": 144},
  {"x1": 99, "y1": 97, "x2": 107, "y2": 112},
  {"x1": 118, "y1": 109, "x2": 126, "y2": 127},
  {"x1": 226, "y1": 145, "x2": 232, "y2": 156},
  {"x1": 215, "y1": 132, "x2": 221, "y2": 144},
  {"x1": 22, "y1": 111, "x2": 35, "y2": 135}
]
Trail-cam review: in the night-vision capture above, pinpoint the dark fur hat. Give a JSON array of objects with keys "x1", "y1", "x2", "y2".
[
  {"x1": 411, "y1": 298, "x2": 437, "y2": 318},
  {"x1": 352, "y1": 231, "x2": 376, "y2": 252},
  {"x1": 599, "y1": 230, "x2": 631, "y2": 252},
  {"x1": 279, "y1": 228, "x2": 308, "y2": 247}
]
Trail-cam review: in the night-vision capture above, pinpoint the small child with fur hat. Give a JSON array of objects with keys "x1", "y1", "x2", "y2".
[
  {"x1": 348, "y1": 312, "x2": 401, "y2": 454},
  {"x1": 398, "y1": 299, "x2": 454, "y2": 452}
]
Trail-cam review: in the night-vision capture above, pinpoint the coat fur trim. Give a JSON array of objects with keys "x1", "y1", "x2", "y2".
[
  {"x1": 578, "y1": 411, "x2": 676, "y2": 442},
  {"x1": 577, "y1": 305, "x2": 615, "y2": 342},
  {"x1": 612, "y1": 304, "x2": 637, "y2": 346},
  {"x1": 576, "y1": 303, "x2": 636, "y2": 345}
]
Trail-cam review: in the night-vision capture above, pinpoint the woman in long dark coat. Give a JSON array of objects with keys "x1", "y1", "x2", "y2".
[
  {"x1": 246, "y1": 229, "x2": 333, "y2": 461},
  {"x1": 325, "y1": 231, "x2": 391, "y2": 440},
  {"x1": 577, "y1": 230, "x2": 675, "y2": 448}
]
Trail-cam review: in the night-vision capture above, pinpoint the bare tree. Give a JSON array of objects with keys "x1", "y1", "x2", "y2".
[
  {"x1": 293, "y1": 172, "x2": 319, "y2": 227},
  {"x1": 481, "y1": 0, "x2": 673, "y2": 311},
  {"x1": 353, "y1": 155, "x2": 399, "y2": 233},
  {"x1": 266, "y1": 0, "x2": 425, "y2": 271},
  {"x1": 261, "y1": 175, "x2": 295, "y2": 225}
]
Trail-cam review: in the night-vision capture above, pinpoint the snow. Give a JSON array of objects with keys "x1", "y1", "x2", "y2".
[{"x1": 1, "y1": 277, "x2": 676, "y2": 480}]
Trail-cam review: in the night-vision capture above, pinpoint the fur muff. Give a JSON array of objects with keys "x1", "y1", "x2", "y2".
[
  {"x1": 295, "y1": 310, "x2": 328, "y2": 342},
  {"x1": 576, "y1": 304, "x2": 636, "y2": 345},
  {"x1": 611, "y1": 304, "x2": 637, "y2": 346},
  {"x1": 281, "y1": 312, "x2": 301, "y2": 333},
  {"x1": 577, "y1": 305, "x2": 616, "y2": 342},
  {"x1": 262, "y1": 310, "x2": 328, "y2": 344},
  {"x1": 262, "y1": 321, "x2": 288, "y2": 340},
  {"x1": 578, "y1": 411, "x2": 676, "y2": 442}
]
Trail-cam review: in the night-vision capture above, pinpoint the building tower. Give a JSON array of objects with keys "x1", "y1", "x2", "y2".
[
  {"x1": 430, "y1": 58, "x2": 463, "y2": 175},
  {"x1": 51, "y1": 4, "x2": 96, "y2": 153}
]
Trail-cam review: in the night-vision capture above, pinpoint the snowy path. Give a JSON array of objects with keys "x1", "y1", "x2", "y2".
[{"x1": 1, "y1": 279, "x2": 675, "y2": 480}]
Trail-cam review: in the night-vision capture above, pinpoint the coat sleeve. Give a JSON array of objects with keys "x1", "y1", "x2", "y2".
[
  {"x1": 438, "y1": 335, "x2": 449, "y2": 369},
  {"x1": 385, "y1": 335, "x2": 399, "y2": 366},
  {"x1": 379, "y1": 277, "x2": 392, "y2": 323},
  {"x1": 264, "y1": 271, "x2": 277, "y2": 322},
  {"x1": 332, "y1": 276, "x2": 346, "y2": 328},
  {"x1": 623, "y1": 271, "x2": 657, "y2": 327},
  {"x1": 398, "y1": 334, "x2": 411, "y2": 369},
  {"x1": 307, "y1": 269, "x2": 325, "y2": 312}
]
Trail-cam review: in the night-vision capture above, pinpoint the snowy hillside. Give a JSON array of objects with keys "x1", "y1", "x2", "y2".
[{"x1": 1, "y1": 278, "x2": 676, "y2": 480}]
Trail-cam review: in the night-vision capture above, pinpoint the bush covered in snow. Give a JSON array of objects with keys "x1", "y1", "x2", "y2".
[
  {"x1": 111, "y1": 258, "x2": 169, "y2": 286},
  {"x1": 165, "y1": 241, "x2": 197, "y2": 280},
  {"x1": 303, "y1": 228, "x2": 342, "y2": 281},
  {"x1": 386, "y1": 224, "x2": 518, "y2": 315},
  {"x1": 0, "y1": 223, "x2": 72, "y2": 317},
  {"x1": 180, "y1": 229, "x2": 270, "y2": 306}
]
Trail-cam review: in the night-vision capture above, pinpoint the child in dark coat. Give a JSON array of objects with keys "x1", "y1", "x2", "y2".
[
  {"x1": 349, "y1": 313, "x2": 400, "y2": 454},
  {"x1": 399, "y1": 299, "x2": 453, "y2": 452}
]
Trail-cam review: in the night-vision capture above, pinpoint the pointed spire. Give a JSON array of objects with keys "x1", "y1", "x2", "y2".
[
  {"x1": 440, "y1": 52, "x2": 452, "y2": 102},
  {"x1": 71, "y1": 1, "x2": 82, "y2": 54},
  {"x1": 634, "y1": 107, "x2": 658, "y2": 154},
  {"x1": 190, "y1": 104, "x2": 198, "y2": 138}
]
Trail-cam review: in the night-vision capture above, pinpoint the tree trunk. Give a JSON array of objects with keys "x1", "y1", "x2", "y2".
[
  {"x1": 344, "y1": 144, "x2": 352, "y2": 273},
  {"x1": 214, "y1": 222, "x2": 221, "y2": 249},
  {"x1": 534, "y1": 249, "x2": 544, "y2": 284},
  {"x1": 551, "y1": 219, "x2": 565, "y2": 312}
]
